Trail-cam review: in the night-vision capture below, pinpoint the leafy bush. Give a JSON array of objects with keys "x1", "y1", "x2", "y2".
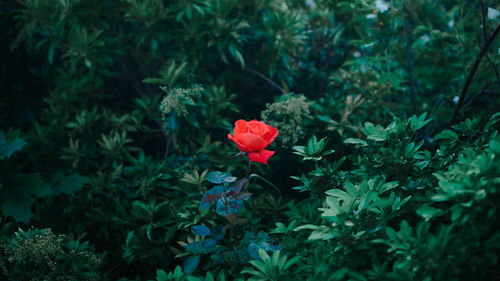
[
  {"x1": 1, "y1": 0, "x2": 499, "y2": 280},
  {"x1": 1, "y1": 228, "x2": 102, "y2": 280}
]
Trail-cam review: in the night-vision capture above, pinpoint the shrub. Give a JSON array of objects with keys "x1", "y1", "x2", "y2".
[{"x1": 1, "y1": 0, "x2": 499, "y2": 279}]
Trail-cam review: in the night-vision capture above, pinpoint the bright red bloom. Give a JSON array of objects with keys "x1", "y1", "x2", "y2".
[{"x1": 228, "y1": 120, "x2": 278, "y2": 164}]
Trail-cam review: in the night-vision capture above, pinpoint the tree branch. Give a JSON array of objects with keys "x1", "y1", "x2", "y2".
[
  {"x1": 242, "y1": 68, "x2": 287, "y2": 95},
  {"x1": 449, "y1": 22, "x2": 500, "y2": 124}
]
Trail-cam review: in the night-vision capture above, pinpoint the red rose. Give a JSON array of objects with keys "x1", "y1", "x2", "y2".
[{"x1": 228, "y1": 120, "x2": 278, "y2": 164}]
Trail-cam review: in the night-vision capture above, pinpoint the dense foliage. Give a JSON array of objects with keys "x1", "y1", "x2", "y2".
[{"x1": 1, "y1": 0, "x2": 499, "y2": 280}]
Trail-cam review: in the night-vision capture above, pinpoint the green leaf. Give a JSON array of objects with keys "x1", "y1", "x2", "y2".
[
  {"x1": 143, "y1": 77, "x2": 163, "y2": 84},
  {"x1": 293, "y1": 224, "x2": 320, "y2": 231},
  {"x1": 191, "y1": 225, "x2": 210, "y2": 236},
  {"x1": 408, "y1": 113, "x2": 431, "y2": 130},
  {"x1": 48, "y1": 42, "x2": 56, "y2": 64},
  {"x1": 146, "y1": 224, "x2": 153, "y2": 241},
  {"x1": 184, "y1": 255, "x2": 200, "y2": 275},
  {"x1": 489, "y1": 139, "x2": 500, "y2": 153},
  {"x1": 50, "y1": 173, "x2": 90, "y2": 195},
  {"x1": 325, "y1": 189, "x2": 352, "y2": 202},
  {"x1": 450, "y1": 205, "x2": 463, "y2": 221},
  {"x1": 344, "y1": 138, "x2": 368, "y2": 146},
  {"x1": 206, "y1": 171, "x2": 231, "y2": 184},
  {"x1": 156, "y1": 269, "x2": 168, "y2": 281},
  {"x1": 356, "y1": 191, "x2": 377, "y2": 213},
  {"x1": 416, "y1": 205, "x2": 443, "y2": 221},
  {"x1": 9, "y1": 173, "x2": 50, "y2": 197},
  {"x1": 0, "y1": 191, "x2": 33, "y2": 223},
  {"x1": 186, "y1": 242, "x2": 207, "y2": 254},
  {"x1": 435, "y1": 129, "x2": 458, "y2": 141},
  {"x1": 205, "y1": 272, "x2": 214, "y2": 281},
  {"x1": 228, "y1": 44, "x2": 244, "y2": 67},
  {"x1": 173, "y1": 266, "x2": 184, "y2": 277},
  {"x1": 291, "y1": 146, "x2": 305, "y2": 154},
  {"x1": 0, "y1": 130, "x2": 27, "y2": 159},
  {"x1": 217, "y1": 271, "x2": 226, "y2": 281},
  {"x1": 362, "y1": 122, "x2": 387, "y2": 141}
]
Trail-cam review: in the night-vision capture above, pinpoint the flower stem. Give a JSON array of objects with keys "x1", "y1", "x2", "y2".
[
  {"x1": 223, "y1": 196, "x2": 238, "y2": 249},
  {"x1": 245, "y1": 159, "x2": 252, "y2": 180},
  {"x1": 226, "y1": 160, "x2": 252, "y2": 249}
]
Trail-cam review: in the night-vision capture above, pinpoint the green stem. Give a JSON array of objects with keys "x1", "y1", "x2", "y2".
[
  {"x1": 223, "y1": 195, "x2": 238, "y2": 249},
  {"x1": 226, "y1": 159, "x2": 252, "y2": 249}
]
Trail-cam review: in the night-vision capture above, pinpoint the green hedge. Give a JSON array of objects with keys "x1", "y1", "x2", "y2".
[{"x1": 1, "y1": 0, "x2": 499, "y2": 280}]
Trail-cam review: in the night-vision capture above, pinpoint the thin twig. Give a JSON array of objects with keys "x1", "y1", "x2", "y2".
[
  {"x1": 105, "y1": 264, "x2": 120, "y2": 274},
  {"x1": 449, "y1": 22, "x2": 500, "y2": 124},
  {"x1": 459, "y1": 82, "x2": 498, "y2": 114},
  {"x1": 404, "y1": 4, "x2": 418, "y2": 115},
  {"x1": 242, "y1": 68, "x2": 287, "y2": 95}
]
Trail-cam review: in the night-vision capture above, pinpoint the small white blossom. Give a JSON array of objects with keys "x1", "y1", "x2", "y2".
[
  {"x1": 376, "y1": 0, "x2": 389, "y2": 13},
  {"x1": 487, "y1": 7, "x2": 499, "y2": 20}
]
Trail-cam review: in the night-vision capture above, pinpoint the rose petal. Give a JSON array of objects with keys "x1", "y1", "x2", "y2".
[
  {"x1": 248, "y1": 120, "x2": 268, "y2": 135},
  {"x1": 236, "y1": 133, "x2": 268, "y2": 151},
  {"x1": 248, "y1": 150, "x2": 275, "y2": 164},
  {"x1": 228, "y1": 134, "x2": 250, "y2": 152},
  {"x1": 233, "y1": 120, "x2": 248, "y2": 138},
  {"x1": 262, "y1": 125, "x2": 278, "y2": 146}
]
